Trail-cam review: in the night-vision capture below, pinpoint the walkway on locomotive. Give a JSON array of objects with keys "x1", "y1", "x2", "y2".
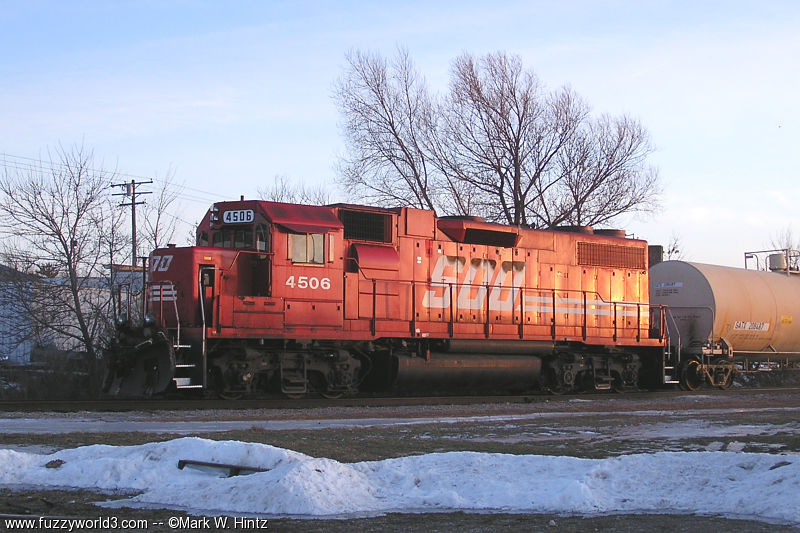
[{"x1": 146, "y1": 199, "x2": 666, "y2": 348}]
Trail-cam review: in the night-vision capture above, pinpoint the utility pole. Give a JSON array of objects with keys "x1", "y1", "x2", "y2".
[{"x1": 113, "y1": 179, "x2": 152, "y2": 269}]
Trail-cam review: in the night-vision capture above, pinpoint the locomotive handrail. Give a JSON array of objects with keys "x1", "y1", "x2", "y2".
[
  {"x1": 226, "y1": 249, "x2": 275, "y2": 268},
  {"x1": 197, "y1": 266, "x2": 217, "y2": 390},
  {"x1": 173, "y1": 293, "x2": 182, "y2": 349},
  {"x1": 198, "y1": 274, "x2": 207, "y2": 332},
  {"x1": 344, "y1": 257, "x2": 368, "y2": 278},
  {"x1": 361, "y1": 274, "x2": 660, "y2": 344},
  {"x1": 350, "y1": 252, "x2": 654, "y2": 332},
  {"x1": 146, "y1": 279, "x2": 182, "y2": 336},
  {"x1": 150, "y1": 280, "x2": 183, "y2": 348}
]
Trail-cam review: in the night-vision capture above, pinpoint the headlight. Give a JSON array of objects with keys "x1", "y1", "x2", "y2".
[
  {"x1": 144, "y1": 313, "x2": 155, "y2": 326},
  {"x1": 116, "y1": 313, "x2": 128, "y2": 327}
]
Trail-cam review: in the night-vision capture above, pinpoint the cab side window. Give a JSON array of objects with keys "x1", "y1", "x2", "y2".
[
  {"x1": 290, "y1": 233, "x2": 324, "y2": 264},
  {"x1": 256, "y1": 224, "x2": 270, "y2": 252}
]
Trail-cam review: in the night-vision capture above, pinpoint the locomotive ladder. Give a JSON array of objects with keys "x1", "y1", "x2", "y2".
[
  {"x1": 150, "y1": 280, "x2": 202, "y2": 390},
  {"x1": 173, "y1": 300, "x2": 201, "y2": 389},
  {"x1": 154, "y1": 280, "x2": 203, "y2": 390},
  {"x1": 171, "y1": 333, "x2": 201, "y2": 390}
]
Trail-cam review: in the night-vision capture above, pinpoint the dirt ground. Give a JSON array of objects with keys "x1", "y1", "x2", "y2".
[{"x1": 1, "y1": 389, "x2": 799, "y2": 532}]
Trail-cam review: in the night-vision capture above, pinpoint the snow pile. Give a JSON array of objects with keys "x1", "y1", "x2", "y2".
[{"x1": 0, "y1": 437, "x2": 798, "y2": 524}]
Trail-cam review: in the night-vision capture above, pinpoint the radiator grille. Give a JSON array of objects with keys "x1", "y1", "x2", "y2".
[
  {"x1": 577, "y1": 242, "x2": 646, "y2": 269},
  {"x1": 340, "y1": 209, "x2": 391, "y2": 242}
]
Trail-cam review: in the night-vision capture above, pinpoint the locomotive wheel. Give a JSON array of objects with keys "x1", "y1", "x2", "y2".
[
  {"x1": 310, "y1": 372, "x2": 346, "y2": 399},
  {"x1": 680, "y1": 359, "x2": 704, "y2": 391},
  {"x1": 209, "y1": 367, "x2": 245, "y2": 400},
  {"x1": 612, "y1": 372, "x2": 626, "y2": 393},
  {"x1": 543, "y1": 368, "x2": 566, "y2": 394}
]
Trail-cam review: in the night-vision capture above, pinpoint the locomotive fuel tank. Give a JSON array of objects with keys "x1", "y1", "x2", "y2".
[{"x1": 650, "y1": 261, "x2": 800, "y2": 359}]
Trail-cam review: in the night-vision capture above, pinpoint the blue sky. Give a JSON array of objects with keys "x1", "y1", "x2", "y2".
[{"x1": 1, "y1": 1, "x2": 798, "y2": 266}]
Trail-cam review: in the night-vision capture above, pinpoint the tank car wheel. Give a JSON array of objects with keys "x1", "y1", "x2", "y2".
[
  {"x1": 680, "y1": 359, "x2": 704, "y2": 392},
  {"x1": 284, "y1": 392, "x2": 307, "y2": 399},
  {"x1": 712, "y1": 358, "x2": 734, "y2": 390},
  {"x1": 218, "y1": 390, "x2": 244, "y2": 400},
  {"x1": 320, "y1": 390, "x2": 345, "y2": 399}
]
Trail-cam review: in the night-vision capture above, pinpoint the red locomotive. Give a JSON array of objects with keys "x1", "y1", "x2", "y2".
[{"x1": 104, "y1": 198, "x2": 671, "y2": 397}]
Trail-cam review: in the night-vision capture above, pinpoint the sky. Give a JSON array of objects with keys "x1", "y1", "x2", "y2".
[
  {"x1": 0, "y1": 437, "x2": 798, "y2": 523},
  {"x1": 1, "y1": 1, "x2": 799, "y2": 267}
]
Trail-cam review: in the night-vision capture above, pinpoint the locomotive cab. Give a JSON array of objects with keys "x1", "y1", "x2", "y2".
[{"x1": 157, "y1": 200, "x2": 354, "y2": 396}]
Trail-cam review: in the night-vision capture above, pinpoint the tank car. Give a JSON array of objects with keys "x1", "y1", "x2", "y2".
[
  {"x1": 103, "y1": 198, "x2": 670, "y2": 398},
  {"x1": 650, "y1": 258, "x2": 800, "y2": 390}
]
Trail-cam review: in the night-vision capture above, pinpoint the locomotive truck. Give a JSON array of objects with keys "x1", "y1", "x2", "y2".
[{"x1": 103, "y1": 198, "x2": 796, "y2": 398}]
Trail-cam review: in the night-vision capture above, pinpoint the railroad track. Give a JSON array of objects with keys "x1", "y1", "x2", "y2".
[{"x1": 1, "y1": 386, "x2": 799, "y2": 413}]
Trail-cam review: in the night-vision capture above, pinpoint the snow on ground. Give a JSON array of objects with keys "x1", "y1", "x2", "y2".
[{"x1": 0, "y1": 437, "x2": 798, "y2": 524}]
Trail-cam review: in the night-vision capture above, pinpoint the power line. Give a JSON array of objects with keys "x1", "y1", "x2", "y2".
[
  {"x1": 112, "y1": 180, "x2": 152, "y2": 268},
  {"x1": 0, "y1": 152, "x2": 222, "y2": 205},
  {"x1": 0, "y1": 152, "x2": 265, "y2": 247}
]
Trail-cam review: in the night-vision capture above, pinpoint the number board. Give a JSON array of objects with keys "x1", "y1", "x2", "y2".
[{"x1": 222, "y1": 209, "x2": 255, "y2": 224}]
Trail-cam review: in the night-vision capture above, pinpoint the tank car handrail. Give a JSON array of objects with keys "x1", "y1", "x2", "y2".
[
  {"x1": 664, "y1": 306, "x2": 682, "y2": 363},
  {"x1": 662, "y1": 305, "x2": 715, "y2": 347},
  {"x1": 744, "y1": 247, "x2": 800, "y2": 274}
]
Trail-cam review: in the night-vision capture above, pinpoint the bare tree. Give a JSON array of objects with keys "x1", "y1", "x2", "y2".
[
  {"x1": 770, "y1": 227, "x2": 799, "y2": 250},
  {"x1": 433, "y1": 53, "x2": 587, "y2": 224},
  {"x1": 665, "y1": 232, "x2": 685, "y2": 261},
  {"x1": 0, "y1": 146, "x2": 124, "y2": 361},
  {"x1": 769, "y1": 226, "x2": 800, "y2": 270},
  {"x1": 334, "y1": 50, "x2": 660, "y2": 227},
  {"x1": 139, "y1": 167, "x2": 184, "y2": 251},
  {"x1": 0, "y1": 264, "x2": 37, "y2": 364},
  {"x1": 551, "y1": 114, "x2": 660, "y2": 227},
  {"x1": 334, "y1": 48, "x2": 440, "y2": 211},
  {"x1": 257, "y1": 174, "x2": 332, "y2": 205}
]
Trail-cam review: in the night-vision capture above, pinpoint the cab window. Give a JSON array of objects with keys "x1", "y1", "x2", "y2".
[
  {"x1": 212, "y1": 228, "x2": 253, "y2": 249},
  {"x1": 290, "y1": 233, "x2": 324, "y2": 264},
  {"x1": 256, "y1": 224, "x2": 270, "y2": 252}
]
